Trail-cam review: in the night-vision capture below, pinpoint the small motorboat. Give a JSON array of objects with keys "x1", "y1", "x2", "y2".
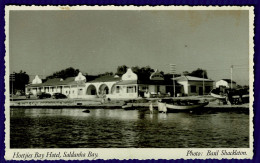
[
  {"x1": 210, "y1": 92, "x2": 226, "y2": 100},
  {"x1": 82, "y1": 109, "x2": 90, "y2": 113},
  {"x1": 210, "y1": 88, "x2": 227, "y2": 100},
  {"x1": 158, "y1": 99, "x2": 209, "y2": 111}
]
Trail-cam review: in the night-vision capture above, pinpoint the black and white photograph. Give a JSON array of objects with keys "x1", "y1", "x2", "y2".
[{"x1": 5, "y1": 6, "x2": 254, "y2": 160}]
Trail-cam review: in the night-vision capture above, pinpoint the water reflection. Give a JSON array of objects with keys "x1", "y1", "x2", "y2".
[{"x1": 10, "y1": 108, "x2": 249, "y2": 148}]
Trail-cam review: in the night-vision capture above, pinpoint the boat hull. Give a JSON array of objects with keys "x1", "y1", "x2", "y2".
[
  {"x1": 166, "y1": 102, "x2": 209, "y2": 110},
  {"x1": 210, "y1": 92, "x2": 226, "y2": 99},
  {"x1": 158, "y1": 101, "x2": 209, "y2": 111}
]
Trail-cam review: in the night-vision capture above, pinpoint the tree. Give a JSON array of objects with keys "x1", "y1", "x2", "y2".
[
  {"x1": 182, "y1": 71, "x2": 190, "y2": 76},
  {"x1": 131, "y1": 66, "x2": 140, "y2": 74},
  {"x1": 116, "y1": 65, "x2": 156, "y2": 80},
  {"x1": 10, "y1": 70, "x2": 29, "y2": 94},
  {"x1": 186, "y1": 68, "x2": 208, "y2": 79},
  {"x1": 46, "y1": 67, "x2": 80, "y2": 79},
  {"x1": 115, "y1": 65, "x2": 128, "y2": 76},
  {"x1": 131, "y1": 66, "x2": 155, "y2": 80},
  {"x1": 97, "y1": 72, "x2": 114, "y2": 77}
]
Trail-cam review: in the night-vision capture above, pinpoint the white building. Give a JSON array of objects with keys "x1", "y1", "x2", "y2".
[
  {"x1": 173, "y1": 76, "x2": 214, "y2": 96},
  {"x1": 85, "y1": 68, "x2": 173, "y2": 99},
  {"x1": 216, "y1": 79, "x2": 237, "y2": 89},
  {"x1": 26, "y1": 69, "x2": 174, "y2": 99},
  {"x1": 26, "y1": 69, "x2": 215, "y2": 99},
  {"x1": 26, "y1": 72, "x2": 87, "y2": 98},
  {"x1": 85, "y1": 75, "x2": 121, "y2": 98}
]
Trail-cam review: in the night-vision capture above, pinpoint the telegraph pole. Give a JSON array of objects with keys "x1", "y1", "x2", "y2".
[
  {"x1": 231, "y1": 65, "x2": 233, "y2": 90},
  {"x1": 10, "y1": 73, "x2": 15, "y2": 101},
  {"x1": 202, "y1": 71, "x2": 205, "y2": 96},
  {"x1": 170, "y1": 64, "x2": 176, "y2": 97}
]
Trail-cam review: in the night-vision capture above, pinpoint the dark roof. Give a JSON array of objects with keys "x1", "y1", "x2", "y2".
[
  {"x1": 27, "y1": 77, "x2": 83, "y2": 87},
  {"x1": 87, "y1": 75, "x2": 121, "y2": 83},
  {"x1": 222, "y1": 79, "x2": 236, "y2": 83},
  {"x1": 85, "y1": 75, "x2": 98, "y2": 81}
]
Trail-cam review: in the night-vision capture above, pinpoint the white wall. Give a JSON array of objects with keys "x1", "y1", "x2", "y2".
[
  {"x1": 177, "y1": 80, "x2": 213, "y2": 96},
  {"x1": 148, "y1": 85, "x2": 156, "y2": 94},
  {"x1": 32, "y1": 75, "x2": 42, "y2": 84},
  {"x1": 178, "y1": 81, "x2": 188, "y2": 95},
  {"x1": 216, "y1": 80, "x2": 228, "y2": 88},
  {"x1": 216, "y1": 80, "x2": 237, "y2": 89},
  {"x1": 110, "y1": 84, "x2": 138, "y2": 99},
  {"x1": 122, "y1": 68, "x2": 138, "y2": 80},
  {"x1": 188, "y1": 81, "x2": 213, "y2": 96}
]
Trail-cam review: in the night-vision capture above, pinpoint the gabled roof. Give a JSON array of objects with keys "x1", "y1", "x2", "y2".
[
  {"x1": 87, "y1": 75, "x2": 121, "y2": 83},
  {"x1": 221, "y1": 79, "x2": 236, "y2": 83},
  {"x1": 27, "y1": 77, "x2": 83, "y2": 87},
  {"x1": 173, "y1": 76, "x2": 214, "y2": 82}
]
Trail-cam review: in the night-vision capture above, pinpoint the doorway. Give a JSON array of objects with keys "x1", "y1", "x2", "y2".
[{"x1": 199, "y1": 87, "x2": 203, "y2": 95}]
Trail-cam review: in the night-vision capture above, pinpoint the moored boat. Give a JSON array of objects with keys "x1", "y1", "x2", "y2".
[
  {"x1": 210, "y1": 92, "x2": 226, "y2": 100},
  {"x1": 158, "y1": 99, "x2": 209, "y2": 111},
  {"x1": 82, "y1": 109, "x2": 90, "y2": 113},
  {"x1": 210, "y1": 88, "x2": 227, "y2": 100}
]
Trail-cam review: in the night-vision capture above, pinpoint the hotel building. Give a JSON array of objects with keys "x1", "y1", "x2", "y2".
[{"x1": 26, "y1": 68, "x2": 214, "y2": 99}]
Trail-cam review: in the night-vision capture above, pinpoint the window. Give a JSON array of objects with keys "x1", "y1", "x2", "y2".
[
  {"x1": 127, "y1": 86, "x2": 136, "y2": 93},
  {"x1": 141, "y1": 86, "x2": 148, "y2": 90},
  {"x1": 116, "y1": 86, "x2": 120, "y2": 93},
  {"x1": 191, "y1": 86, "x2": 196, "y2": 93},
  {"x1": 51, "y1": 87, "x2": 54, "y2": 92},
  {"x1": 78, "y1": 89, "x2": 83, "y2": 95},
  {"x1": 127, "y1": 86, "x2": 134, "y2": 93}
]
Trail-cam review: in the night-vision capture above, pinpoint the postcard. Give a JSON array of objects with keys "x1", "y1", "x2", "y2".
[{"x1": 4, "y1": 5, "x2": 254, "y2": 160}]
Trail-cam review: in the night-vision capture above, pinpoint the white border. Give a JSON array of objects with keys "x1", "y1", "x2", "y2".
[{"x1": 4, "y1": 5, "x2": 254, "y2": 160}]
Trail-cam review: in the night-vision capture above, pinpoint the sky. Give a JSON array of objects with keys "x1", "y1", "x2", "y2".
[{"x1": 9, "y1": 9, "x2": 250, "y2": 85}]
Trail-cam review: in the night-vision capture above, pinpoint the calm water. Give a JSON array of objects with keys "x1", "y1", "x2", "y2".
[{"x1": 10, "y1": 108, "x2": 249, "y2": 148}]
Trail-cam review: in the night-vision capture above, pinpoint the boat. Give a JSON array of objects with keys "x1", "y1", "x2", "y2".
[
  {"x1": 210, "y1": 92, "x2": 226, "y2": 100},
  {"x1": 158, "y1": 99, "x2": 209, "y2": 111},
  {"x1": 210, "y1": 88, "x2": 227, "y2": 100},
  {"x1": 122, "y1": 103, "x2": 134, "y2": 110},
  {"x1": 82, "y1": 109, "x2": 90, "y2": 113}
]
